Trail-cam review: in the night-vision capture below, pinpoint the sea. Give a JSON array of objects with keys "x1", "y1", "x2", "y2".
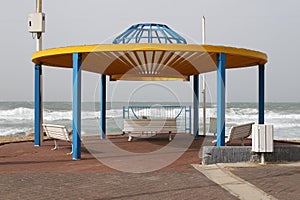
[{"x1": 0, "y1": 102, "x2": 299, "y2": 140}]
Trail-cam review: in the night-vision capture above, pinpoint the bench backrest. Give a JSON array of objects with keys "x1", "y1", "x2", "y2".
[
  {"x1": 42, "y1": 124, "x2": 71, "y2": 142},
  {"x1": 208, "y1": 117, "x2": 217, "y2": 135},
  {"x1": 228, "y1": 122, "x2": 254, "y2": 141},
  {"x1": 123, "y1": 119, "x2": 177, "y2": 133}
]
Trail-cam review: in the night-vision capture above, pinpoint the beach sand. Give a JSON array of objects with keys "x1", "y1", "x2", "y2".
[
  {"x1": 0, "y1": 135, "x2": 54, "y2": 145},
  {"x1": 0, "y1": 135, "x2": 34, "y2": 144}
]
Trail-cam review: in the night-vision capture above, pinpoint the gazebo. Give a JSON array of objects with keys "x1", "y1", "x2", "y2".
[{"x1": 32, "y1": 23, "x2": 268, "y2": 160}]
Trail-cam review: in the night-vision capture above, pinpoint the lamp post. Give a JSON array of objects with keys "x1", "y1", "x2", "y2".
[
  {"x1": 202, "y1": 16, "x2": 206, "y2": 135},
  {"x1": 36, "y1": 0, "x2": 43, "y2": 145},
  {"x1": 29, "y1": 0, "x2": 45, "y2": 145}
]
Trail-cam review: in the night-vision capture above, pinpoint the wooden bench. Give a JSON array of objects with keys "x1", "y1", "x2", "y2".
[
  {"x1": 123, "y1": 119, "x2": 177, "y2": 141},
  {"x1": 42, "y1": 124, "x2": 72, "y2": 154},
  {"x1": 212, "y1": 122, "x2": 255, "y2": 146}
]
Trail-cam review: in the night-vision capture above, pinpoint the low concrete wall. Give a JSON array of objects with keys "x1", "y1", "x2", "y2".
[
  {"x1": 259, "y1": 145, "x2": 300, "y2": 162},
  {"x1": 202, "y1": 145, "x2": 300, "y2": 165}
]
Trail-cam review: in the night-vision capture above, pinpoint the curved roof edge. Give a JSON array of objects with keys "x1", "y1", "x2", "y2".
[
  {"x1": 32, "y1": 44, "x2": 267, "y2": 81},
  {"x1": 32, "y1": 44, "x2": 267, "y2": 64}
]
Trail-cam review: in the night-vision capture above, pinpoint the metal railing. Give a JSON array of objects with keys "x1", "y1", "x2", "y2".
[{"x1": 123, "y1": 105, "x2": 191, "y2": 133}]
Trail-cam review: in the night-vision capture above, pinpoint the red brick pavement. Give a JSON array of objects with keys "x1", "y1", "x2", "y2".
[
  {"x1": 0, "y1": 135, "x2": 238, "y2": 199},
  {"x1": 228, "y1": 164, "x2": 300, "y2": 200},
  {"x1": 0, "y1": 135, "x2": 299, "y2": 199}
]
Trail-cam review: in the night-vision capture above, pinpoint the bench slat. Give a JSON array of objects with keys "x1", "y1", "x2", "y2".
[
  {"x1": 123, "y1": 119, "x2": 176, "y2": 133},
  {"x1": 43, "y1": 124, "x2": 71, "y2": 142},
  {"x1": 212, "y1": 122, "x2": 255, "y2": 145},
  {"x1": 123, "y1": 119, "x2": 177, "y2": 141},
  {"x1": 228, "y1": 122, "x2": 254, "y2": 141}
]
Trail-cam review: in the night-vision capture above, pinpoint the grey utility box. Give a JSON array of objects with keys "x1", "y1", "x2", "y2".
[
  {"x1": 28, "y1": 13, "x2": 45, "y2": 33},
  {"x1": 252, "y1": 124, "x2": 274, "y2": 152}
]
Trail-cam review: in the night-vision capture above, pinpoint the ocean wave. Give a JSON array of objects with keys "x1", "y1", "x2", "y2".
[
  {"x1": 2, "y1": 107, "x2": 300, "y2": 121},
  {"x1": 265, "y1": 111, "x2": 300, "y2": 120},
  {"x1": 267, "y1": 123, "x2": 300, "y2": 129},
  {"x1": 0, "y1": 127, "x2": 32, "y2": 136},
  {"x1": 0, "y1": 107, "x2": 34, "y2": 120},
  {"x1": 227, "y1": 108, "x2": 258, "y2": 116},
  {"x1": 44, "y1": 110, "x2": 100, "y2": 121},
  {"x1": 1, "y1": 105, "x2": 300, "y2": 139},
  {"x1": 106, "y1": 109, "x2": 123, "y2": 118},
  {"x1": 0, "y1": 107, "x2": 118, "y2": 121}
]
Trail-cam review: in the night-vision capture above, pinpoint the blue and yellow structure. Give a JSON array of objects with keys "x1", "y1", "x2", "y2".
[{"x1": 32, "y1": 23, "x2": 267, "y2": 160}]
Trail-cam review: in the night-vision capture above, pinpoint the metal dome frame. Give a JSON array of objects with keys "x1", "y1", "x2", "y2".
[{"x1": 113, "y1": 23, "x2": 187, "y2": 44}]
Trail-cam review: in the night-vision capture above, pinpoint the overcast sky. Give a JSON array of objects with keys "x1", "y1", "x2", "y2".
[{"x1": 0, "y1": 0, "x2": 299, "y2": 102}]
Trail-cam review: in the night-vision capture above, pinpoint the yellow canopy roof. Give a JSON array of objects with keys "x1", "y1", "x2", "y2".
[{"x1": 32, "y1": 44, "x2": 267, "y2": 81}]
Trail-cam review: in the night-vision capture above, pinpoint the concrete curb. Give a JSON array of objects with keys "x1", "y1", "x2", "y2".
[{"x1": 202, "y1": 146, "x2": 300, "y2": 165}]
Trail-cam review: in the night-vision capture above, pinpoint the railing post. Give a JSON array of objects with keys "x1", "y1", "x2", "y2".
[
  {"x1": 193, "y1": 75, "x2": 199, "y2": 138},
  {"x1": 100, "y1": 74, "x2": 106, "y2": 139},
  {"x1": 72, "y1": 53, "x2": 82, "y2": 160},
  {"x1": 216, "y1": 53, "x2": 226, "y2": 146},
  {"x1": 259, "y1": 64, "x2": 265, "y2": 124},
  {"x1": 34, "y1": 64, "x2": 42, "y2": 146},
  {"x1": 189, "y1": 106, "x2": 192, "y2": 133}
]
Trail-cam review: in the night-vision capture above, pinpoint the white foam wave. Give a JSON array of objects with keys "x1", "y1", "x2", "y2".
[
  {"x1": 45, "y1": 110, "x2": 104, "y2": 121},
  {"x1": 2, "y1": 107, "x2": 300, "y2": 122},
  {"x1": 269, "y1": 123, "x2": 300, "y2": 129},
  {"x1": 265, "y1": 111, "x2": 300, "y2": 120},
  {"x1": 0, "y1": 107, "x2": 116, "y2": 121},
  {"x1": 0, "y1": 127, "x2": 32, "y2": 136},
  {"x1": 106, "y1": 109, "x2": 123, "y2": 118},
  {"x1": 1, "y1": 106, "x2": 300, "y2": 139},
  {"x1": 0, "y1": 107, "x2": 34, "y2": 120}
]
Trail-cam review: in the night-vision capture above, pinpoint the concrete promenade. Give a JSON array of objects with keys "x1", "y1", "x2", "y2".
[{"x1": 0, "y1": 135, "x2": 299, "y2": 199}]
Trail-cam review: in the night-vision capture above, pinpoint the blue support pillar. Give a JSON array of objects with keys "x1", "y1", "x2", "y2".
[
  {"x1": 72, "y1": 53, "x2": 82, "y2": 160},
  {"x1": 216, "y1": 53, "x2": 226, "y2": 146},
  {"x1": 100, "y1": 74, "x2": 106, "y2": 139},
  {"x1": 34, "y1": 64, "x2": 42, "y2": 146},
  {"x1": 193, "y1": 74, "x2": 199, "y2": 138},
  {"x1": 259, "y1": 64, "x2": 265, "y2": 124}
]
